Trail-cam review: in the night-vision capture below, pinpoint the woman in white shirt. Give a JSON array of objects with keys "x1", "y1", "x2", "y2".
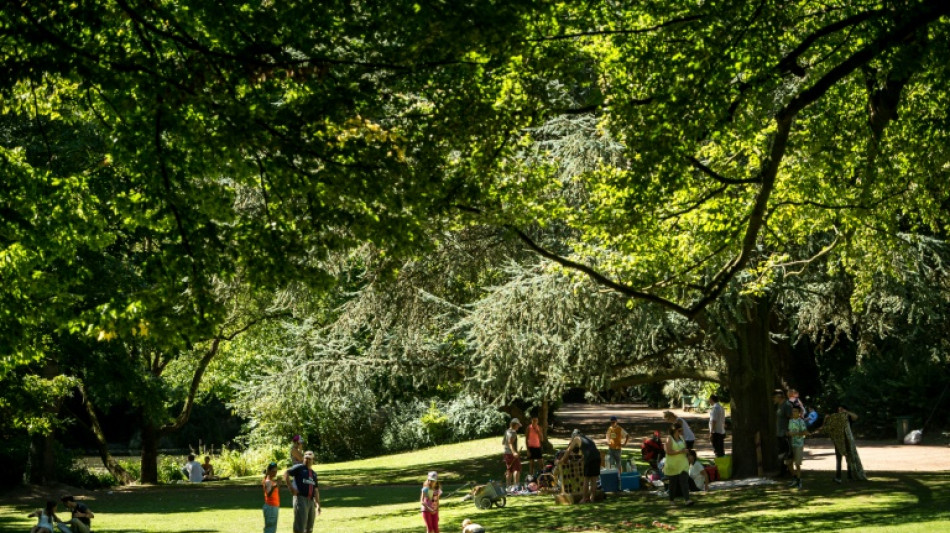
[
  {"x1": 663, "y1": 411, "x2": 696, "y2": 449},
  {"x1": 686, "y1": 449, "x2": 709, "y2": 492}
]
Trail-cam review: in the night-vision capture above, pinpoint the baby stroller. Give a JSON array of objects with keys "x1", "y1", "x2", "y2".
[{"x1": 641, "y1": 430, "x2": 666, "y2": 470}]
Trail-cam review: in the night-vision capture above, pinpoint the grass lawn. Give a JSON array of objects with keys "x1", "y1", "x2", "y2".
[{"x1": 2, "y1": 437, "x2": 948, "y2": 532}]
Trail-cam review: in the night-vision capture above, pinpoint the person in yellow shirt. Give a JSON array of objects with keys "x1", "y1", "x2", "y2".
[{"x1": 605, "y1": 416, "x2": 630, "y2": 471}]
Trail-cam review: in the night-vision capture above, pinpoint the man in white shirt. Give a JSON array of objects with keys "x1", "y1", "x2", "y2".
[
  {"x1": 183, "y1": 454, "x2": 204, "y2": 483},
  {"x1": 708, "y1": 395, "x2": 727, "y2": 457}
]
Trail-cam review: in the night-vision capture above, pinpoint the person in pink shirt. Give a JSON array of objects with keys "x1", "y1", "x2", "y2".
[{"x1": 525, "y1": 415, "x2": 544, "y2": 477}]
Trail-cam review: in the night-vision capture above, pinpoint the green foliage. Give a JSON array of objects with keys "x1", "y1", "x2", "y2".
[
  {"x1": 157, "y1": 455, "x2": 185, "y2": 484},
  {"x1": 116, "y1": 458, "x2": 142, "y2": 483},
  {"x1": 420, "y1": 401, "x2": 450, "y2": 443}
]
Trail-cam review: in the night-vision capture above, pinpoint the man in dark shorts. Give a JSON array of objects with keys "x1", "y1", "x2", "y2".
[
  {"x1": 560, "y1": 429, "x2": 601, "y2": 503},
  {"x1": 503, "y1": 418, "x2": 522, "y2": 491}
]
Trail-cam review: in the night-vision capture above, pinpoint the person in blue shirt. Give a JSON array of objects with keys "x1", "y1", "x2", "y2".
[{"x1": 284, "y1": 451, "x2": 321, "y2": 533}]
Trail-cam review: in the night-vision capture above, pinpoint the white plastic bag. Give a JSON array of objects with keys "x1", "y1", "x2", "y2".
[{"x1": 903, "y1": 429, "x2": 923, "y2": 445}]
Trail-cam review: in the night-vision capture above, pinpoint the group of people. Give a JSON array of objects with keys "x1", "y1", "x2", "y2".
[
  {"x1": 774, "y1": 388, "x2": 866, "y2": 489},
  {"x1": 262, "y1": 435, "x2": 322, "y2": 533},
  {"x1": 182, "y1": 454, "x2": 223, "y2": 483},
  {"x1": 28, "y1": 496, "x2": 93, "y2": 533}
]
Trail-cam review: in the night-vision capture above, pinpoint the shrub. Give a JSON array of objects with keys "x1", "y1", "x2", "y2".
[
  {"x1": 421, "y1": 401, "x2": 450, "y2": 443},
  {"x1": 158, "y1": 455, "x2": 185, "y2": 484}
]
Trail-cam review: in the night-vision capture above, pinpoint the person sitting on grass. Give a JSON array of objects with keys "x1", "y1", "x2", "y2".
[
  {"x1": 28, "y1": 500, "x2": 60, "y2": 533},
  {"x1": 183, "y1": 454, "x2": 204, "y2": 483},
  {"x1": 56, "y1": 495, "x2": 93, "y2": 533},
  {"x1": 201, "y1": 456, "x2": 219, "y2": 481},
  {"x1": 686, "y1": 450, "x2": 710, "y2": 492},
  {"x1": 461, "y1": 518, "x2": 486, "y2": 533}
]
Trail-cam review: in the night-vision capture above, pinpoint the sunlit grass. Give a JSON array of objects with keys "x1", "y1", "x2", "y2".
[{"x1": 2, "y1": 440, "x2": 948, "y2": 533}]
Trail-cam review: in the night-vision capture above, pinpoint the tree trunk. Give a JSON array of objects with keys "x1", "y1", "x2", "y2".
[
  {"x1": 539, "y1": 399, "x2": 555, "y2": 453},
  {"x1": 719, "y1": 297, "x2": 780, "y2": 478},
  {"x1": 29, "y1": 361, "x2": 62, "y2": 484},
  {"x1": 79, "y1": 384, "x2": 133, "y2": 485},
  {"x1": 140, "y1": 422, "x2": 160, "y2": 484}
]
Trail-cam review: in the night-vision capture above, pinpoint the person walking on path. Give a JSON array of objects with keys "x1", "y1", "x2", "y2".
[
  {"x1": 605, "y1": 416, "x2": 630, "y2": 471},
  {"x1": 559, "y1": 429, "x2": 602, "y2": 504},
  {"x1": 525, "y1": 415, "x2": 544, "y2": 478},
  {"x1": 502, "y1": 418, "x2": 522, "y2": 491},
  {"x1": 663, "y1": 423, "x2": 695, "y2": 506},
  {"x1": 290, "y1": 435, "x2": 304, "y2": 466},
  {"x1": 284, "y1": 451, "x2": 321, "y2": 533},
  {"x1": 825, "y1": 405, "x2": 866, "y2": 482},
  {"x1": 708, "y1": 395, "x2": 727, "y2": 457},
  {"x1": 56, "y1": 496, "x2": 94, "y2": 533},
  {"x1": 773, "y1": 390, "x2": 793, "y2": 477},
  {"x1": 663, "y1": 411, "x2": 696, "y2": 450},
  {"x1": 420, "y1": 471, "x2": 442, "y2": 533},
  {"x1": 262, "y1": 462, "x2": 281, "y2": 533}
]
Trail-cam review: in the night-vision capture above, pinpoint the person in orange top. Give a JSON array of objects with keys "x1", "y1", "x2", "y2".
[
  {"x1": 262, "y1": 462, "x2": 280, "y2": 533},
  {"x1": 525, "y1": 415, "x2": 545, "y2": 478},
  {"x1": 606, "y1": 416, "x2": 630, "y2": 471}
]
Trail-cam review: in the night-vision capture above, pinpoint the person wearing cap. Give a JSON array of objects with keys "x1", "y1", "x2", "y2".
[
  {"x1": 606, "y1": 416, "x2": 630, "y2": 472},
  {"x1": 290, "y1": 435, "x2": 304, "y2": 466},
  {"x1": 420, "y1": 471, "x2": 442, "y2": 533},
  {"x1": 502, "y1": 418, "x2": 522, "y2": 491},
  {"x1": 56, "y1": 496, "x2": 93, "y2": 533},
  {"x1": 262, "y1": 462, "x2": 281, "y2": 533},
  {"x1": 284, "y1": 451, "x2": 320, "y2": 533},
  {"x1": 559, "y1": 429, "x2": 601, "y2": 503}
]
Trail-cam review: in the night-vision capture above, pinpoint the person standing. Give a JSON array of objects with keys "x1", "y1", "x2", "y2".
[
  {"x1": 663, "y1": 423, "x2": 695, "y2": 506},
  {"x1": 708, "y1": 395, "x2": 726, "y2": 457},
  {"x1": 605, "y1": 416, "x2": 629, "y2": 471},
  {"x1": 420, "y1": 471, "x2": 441, "y2": 533},
  {"x1": 525, "y1": 415, "x2": 544, "y2": 478},
  {"x1": 773, "y1": 390, "x2": 793, "y2": 477},
  {"x1": 262, "y1": 462, "x2": 281, "y2": 533},
  {"x1": 284, "y1": 451, "x2": 321, "y2": 533},
  {"x1": 56, "y1": 496, "x2": 93, "y2": 533},
  {"x1": 825, "y1": 405, "x2": 866, "y2": 482},
  {"x1": 559, "y1": 429, "x2": 602, "y2": 504},
  {"x1": 663, "y1": 411, "x2": 696, "y2": 450},
  {"x1": 787, "y1": 406, "x2": 809, "y2": 489},
  {"x1": 290, "y1": 435, "x2": 304, "y2": 466},
  {"x1": 502, "y1": 418, "x2": 522, "y2": 491}
]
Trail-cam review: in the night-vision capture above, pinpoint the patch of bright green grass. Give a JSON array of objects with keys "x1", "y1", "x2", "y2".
[{"x1": 2, "y1": 438, "x2": 948, "y2": 532}]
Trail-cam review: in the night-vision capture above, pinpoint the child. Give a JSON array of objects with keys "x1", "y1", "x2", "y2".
[
  {"x1": 686, "y1": 450, "x2": 709, "y2": 492},
  {"x1": 262, "y1": 462, "x2": 280, "y2": 533},
  {"x1": 787, "y1": 406, "x2": 809, "y2": 489},
  {"x1": 28, "y1": 501, "x2": 59, "y2": 533},
  {"x1": 461, "y1": 518, "x2": 486, "y2": 533},
  {"x1": 421, "y1": 471, "x2": 442, "y2": 533}
]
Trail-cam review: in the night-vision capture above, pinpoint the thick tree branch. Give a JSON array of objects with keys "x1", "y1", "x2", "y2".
[
  {"x1": 528, "y1": 15, "x2": 704, "y2": 42},
  {"x1": 508, "y1": 226, "x2": 692, "y2": 315},
  {"x1": 610, "y1": 369, "x2": 723, "y2": 389},
  {"x1": 687, "y1": 156, "x2": 761, "y2": 185},
  {"x1": 776, "y1": 9, "x2": 884, "y2": 76}
]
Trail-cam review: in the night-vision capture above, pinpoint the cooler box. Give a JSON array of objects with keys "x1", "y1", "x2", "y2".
[
  {"x1": 599, "y1": 469, "x2": 620, "y2": 492},
  {"x1": 620, "y1": 471, "x2": 641, "y2": 490},
  {"x1": 714, "y1": 455, "x2": 732, "y2": 480}
]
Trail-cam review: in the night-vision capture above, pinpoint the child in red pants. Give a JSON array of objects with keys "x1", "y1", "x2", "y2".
[{"x1": 421, "y1": 471, "x2": 442, "y2": 533}]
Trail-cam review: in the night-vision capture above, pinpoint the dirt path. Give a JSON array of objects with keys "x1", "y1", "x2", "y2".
[{"x1": 551, "y1": 403, "x2": 950, "y2": 472}]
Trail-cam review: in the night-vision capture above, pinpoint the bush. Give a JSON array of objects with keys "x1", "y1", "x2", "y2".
[
  {"x1": 421, "y1": 401, "x2": 450, "y2": 443},
  {"x1": 158, "y1": 455, "x2": 185, "y2": 484}
]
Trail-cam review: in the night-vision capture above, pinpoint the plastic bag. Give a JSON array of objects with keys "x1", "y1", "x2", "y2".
[{"x1": 903, "y1": 429, "x2": 923, "y2": 445}]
